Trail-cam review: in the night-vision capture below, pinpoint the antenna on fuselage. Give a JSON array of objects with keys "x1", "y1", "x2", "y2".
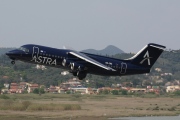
[{"x1": 63, "y1": 45, "x2": 75, "y2": 50}]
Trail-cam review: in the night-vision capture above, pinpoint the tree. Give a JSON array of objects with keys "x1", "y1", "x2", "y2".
[
  {"x1": 111, "y1": 90, "x2": 119, "y2": 95},
  {"x1": 95, "y1": 82, "x2": 105, "y2": 88},
  {"x1": 66, "y1": 90, "x2": 71, "y2": 94},
  {"x1": 39, "y1": 87, "x2": 45, "y2": 94},
  {"x1": 174, "y1": 90, "x2": 180, "y2": 96},
  {"x1": 33, "y1": 88, "x2": 45, "y2": 94},
  {"x1": 121, "y1": 89, "x2": 128, "y2": 95},
  {"x1": 0, "y1": 83, "x2": 4, "y2": 92},
  {"x1": 102, "y1": 89, "x2": 109, "y2": 94},
  {"x1": 33, "y1": 88, "x2": 39, "y2": 94}
]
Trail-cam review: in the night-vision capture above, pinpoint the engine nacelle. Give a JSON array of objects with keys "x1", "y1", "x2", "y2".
[{"x1": 70, "y1": 62, "x2": 84, "y2": 71}]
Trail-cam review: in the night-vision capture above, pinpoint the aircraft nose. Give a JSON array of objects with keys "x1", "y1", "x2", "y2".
[
  {"x1": 6, "y1": 49, "x2": 23, "y2": 58},
  {"x1": 6, "y1": 50, "x2": 14, "y2": 56}
]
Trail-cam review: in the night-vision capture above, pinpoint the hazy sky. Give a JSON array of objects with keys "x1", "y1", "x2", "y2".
[{"x1": 0, "y1": 0, "x2": 180, "y2": 52}]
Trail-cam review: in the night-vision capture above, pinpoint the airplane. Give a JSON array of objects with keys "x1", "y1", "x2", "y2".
[{"x1": 6, "y1": 43, "x2": 166, "y2": 80}]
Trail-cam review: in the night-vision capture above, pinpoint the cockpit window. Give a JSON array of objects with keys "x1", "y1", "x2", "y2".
[{"x1": 19, "y1": 47, "x2": 29, "y2": 53}]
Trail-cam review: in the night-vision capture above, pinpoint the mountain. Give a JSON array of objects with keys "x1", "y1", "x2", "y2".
[{"x1": 81, "y1": 45, "x2": 124, "y2": 56}]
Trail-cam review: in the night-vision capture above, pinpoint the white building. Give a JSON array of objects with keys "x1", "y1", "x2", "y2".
[
  {"x1": 36, "y1": 65, "x2": 46, "y2": 70},
  {"x1": 61, "y1": 71, "x2": 69, "y2": 75},
  {"x1": 4, "y1": 83, "x2": 9, "y2": 88},
  {"x1": 166, "y1": 86, "x2": 180, "y2": 93},
  {"x1": 155, "y1": 68, "x2": 162, "y2": 72}
]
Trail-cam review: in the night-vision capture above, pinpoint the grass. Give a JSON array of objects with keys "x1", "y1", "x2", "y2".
[
  {"x1": 0, "y1": 94, "x2": 10, "y2": 99},
  {"x1": 0, "y1": 93, "x2": 180, "y2": 120},
  {"x1": 0, "y1": 99, "x2": 81, "y2": 111},
  {"x1": 6, "y1": 93, "x2": 71, "y2": 100},
  {"x1": 27, "y1": 103, "x2": 81, "y2": 111}
]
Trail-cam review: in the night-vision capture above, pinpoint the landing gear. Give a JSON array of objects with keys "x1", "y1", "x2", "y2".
[
  {"x1": 11, "y1": 60, "x2": 15, "y2": 65},
  {"x1": 77, "y1": 71, "x2": 87, "y2": 80},
  {"x1": 70, "y1": 65, "x2": 87, "y2": 80},
  {"x1": 72, "y1": 72, "x2": 77, "y2": 76}
]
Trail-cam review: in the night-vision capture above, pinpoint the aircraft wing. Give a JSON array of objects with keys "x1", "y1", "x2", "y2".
[{"x1": 69, "y1": 51, "x2": 116, "y2": 71}]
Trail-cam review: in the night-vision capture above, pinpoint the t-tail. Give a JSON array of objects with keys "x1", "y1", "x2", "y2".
[{"x1": 127, "y1": 43, "x2": 166, "y2": 69}]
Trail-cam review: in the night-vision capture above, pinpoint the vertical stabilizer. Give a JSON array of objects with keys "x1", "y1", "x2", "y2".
[{"x1": 127, "y1": 43, "x2": 166, "y2": 68}]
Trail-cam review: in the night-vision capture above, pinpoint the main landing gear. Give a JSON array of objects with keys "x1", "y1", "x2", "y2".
[
  {"x1": 77, "y1": 71, "x2": 87, "y2": 80},
  {"x1": 72, "y1": 71, "x2": 87, "y2": 80}
]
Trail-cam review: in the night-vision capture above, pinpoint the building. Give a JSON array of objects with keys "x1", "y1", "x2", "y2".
[
  {"x1": 19, "y1": 82, "x2": 27, "y2": 90},
  {"x1": 166, "y1": 86, "x2": 180, "y2": 93},
  {"x1": 9, "y1": 83, "x2": 19, "y2": 94},
  {"x1": 61, "y1": 71, "x2": 69, "y2": 75},
  {"x1": 129, "y1": 88, "x2": 146, "y2": 93},
  {"x1": 60, "y1": 78, "x2": 82, "y2": 89},
  {"x1": 71, "y1": 87, "x2": 87, "y2": 94},
  {"x1": 58, "y1": 88, "x2": 66, "y2": 94},
  {"x1": 27, "y1": 84, "x2": 39, "y2": 93},
  {"x1": 155, "y1": 68, "x2": 162, "y2": 72},
  {"x1": 97, "y1": 87, "x2": 112, "y2": 93},
  {"x1": 36, "y1": 65, "x2": 46, "y2": 70},
  {"x1": 86, "y1": 88, "x2": 97, "y2": 94},
  {"x1": 48, "y1": 85, "x2": 58, "y2": 93},
  {"x1": 146, "y1": 86, "x2": 160, "y2": 94},
  {"x1": 4, "y1": 83, "x2": 9, "y2": 88},
  {"x1": 1, "y1": 89, "x2": 9, "y2": 94}
]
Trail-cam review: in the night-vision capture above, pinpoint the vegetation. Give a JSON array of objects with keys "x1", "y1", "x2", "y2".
[
  {"x1": 33, "y1": 88, "x2": 45, "y2": 94},
  {"x1": 0, "y1": 49, "x2": 180, "y2": 89},
  {"x1": 0, "y1": 99, "x2": 81, "y2": 111},
  {"x1": 0, "y1": 94, "x2": 10, "y2": 99},
  {"x1": 121, "y1": 89, "x2": 128, "y2": 95},
  {"x1": 111, "y1": 90, "x2": 119, "y2": 95},
  {"x1": 174, "y1": 90, "x2": 180, "y2": 96},
  {"x1": 0, "y1": 94, "x2": 179, "y2": 120}
]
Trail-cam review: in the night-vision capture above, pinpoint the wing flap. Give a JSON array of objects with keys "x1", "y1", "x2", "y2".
[{"x1": 69, "y1": 51, "x2": 116, "y2": 71}]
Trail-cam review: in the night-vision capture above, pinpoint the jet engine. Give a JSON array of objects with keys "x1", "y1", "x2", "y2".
[
  {"x1": 62, "y1": 60, "x2": 87, "y2": 80},
  {"x1": 70, "y1": 62, "x2": 84, "y2": 71},
  {"x1": 70, "y1": 62, "x2": 87, "y2": 80}
]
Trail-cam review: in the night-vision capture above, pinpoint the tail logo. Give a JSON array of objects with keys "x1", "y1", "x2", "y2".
[{"x1": 140, "y1": 51, "x2": 152, "y2": 65}]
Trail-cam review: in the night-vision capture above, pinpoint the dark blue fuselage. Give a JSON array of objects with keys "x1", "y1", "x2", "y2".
[{"x1": 6, "y1": 44, "x2": 150, "y2": 77}]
